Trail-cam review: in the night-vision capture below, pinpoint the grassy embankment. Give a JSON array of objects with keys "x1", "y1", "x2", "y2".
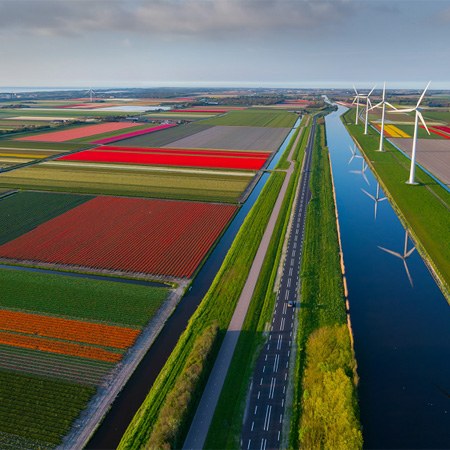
[
  {"x1": 118, "y1": 171, "x2": 286, "y2": 449},
  {"x1": 290, "y1": 118, "x2": 362, "y2": 449},
  {"x1": 204, "y1": 115, "x2": 311, "y2": 449},
  {"x1": 343, "y1": 108, "x2": 450, "y2": 300}
]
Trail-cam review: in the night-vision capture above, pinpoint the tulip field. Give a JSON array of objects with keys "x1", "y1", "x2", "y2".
[
  {"x1": 58, "y1": 146, "x2": 270, "y2": 170},
  {"x1": 0, "y1": 196, "x2": 237, "y2": 278}
]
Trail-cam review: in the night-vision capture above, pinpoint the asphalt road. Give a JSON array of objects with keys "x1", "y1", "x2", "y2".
[{"x1": 241, "y1": 117, "x2": 316, "y2": 450}]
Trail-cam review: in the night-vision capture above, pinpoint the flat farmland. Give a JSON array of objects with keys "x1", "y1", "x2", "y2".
[
  {"x1": 390, "y1": 138, "x2": 450, "y2": 185},
  {"x1": 16, "y1": 122, "x2": 142, "y2": 143},
  {"x1": 165, "y1": 125, "x2": 291, "y2": 151},
  {"x1": 114, "y1": 123, "x2": 213, "y2": 147},
  {"x1": 0, "y1": 267, "x2": 169, "y2": 447},
  {"x1": 0, "y1": 162, "x2": 252, "y2": 202},
  {"x1": 200, "y1": 109, "x2": 297, "y2": 127},
  {"x1": 58, "y1": 146, "x2": 270, "y2": 170},
  {"x1": 0, "y1": 196, "x2": 237, "y2": 278},
  {"x1": 0, "y1": 140, "x2": 88, "y2": 152}
]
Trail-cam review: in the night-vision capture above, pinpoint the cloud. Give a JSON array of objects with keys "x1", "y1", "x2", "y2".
[{"x1": 0, "y1": 0, "x2": 360, "y2": 38}]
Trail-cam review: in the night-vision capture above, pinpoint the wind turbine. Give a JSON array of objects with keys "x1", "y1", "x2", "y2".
[
  {"x1": 390, "y1": 82, "x2": 431, "y2": 185},
  {"x1": 362, "y1": 182, "x2": 387, "y2": 220},
  {"x1": 378, "y1": 230, "x2": 416, "y2": 287},
  {"x1": 348, "y1": 144, "x2": 362, "y2": 165},
  {"x1": 370, "y1": 82, "x2": 397, "y2": 152},
  {"x1": 363, "y1": 86, "x2": 376, "y2": 135},
  {"x1": 350, "y1": 158, "x2": 370, "y2": 186},
  {"x1": 352, "y1": 85, "x2": 376, "y2": 127},
  {"x1": 86, "y1": 88, "x2": 95, "y2": 103}
]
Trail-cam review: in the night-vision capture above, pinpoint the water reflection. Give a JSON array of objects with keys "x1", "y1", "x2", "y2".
[
  {"x1": 378, "y1": 230, "x2": 416, "y2": 287},
  {"x1": 350, "y1": 157, "x2": 370, "y2": 185},
  {"x1": 361, "y1": 182, "x2": 387, "y2": 220},
  {"x1": 348, "y1": 144, "x2": 362, "y2": 165}
]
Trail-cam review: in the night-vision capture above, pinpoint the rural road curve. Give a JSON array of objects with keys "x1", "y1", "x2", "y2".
[
  {"x1": 183, "y1": 118, "x2": 309, "y2": 450},
  {"x1": 241, "y1": 117, "x2": 315, "y2": 450}
]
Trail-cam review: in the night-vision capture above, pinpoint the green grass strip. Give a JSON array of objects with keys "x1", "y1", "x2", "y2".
[
  {"x1": 289, "y1": 119, "x2": 361, "y2": 448},
  {"x1": 118, "y1": 171, "x2": 286, "y2": 450}
]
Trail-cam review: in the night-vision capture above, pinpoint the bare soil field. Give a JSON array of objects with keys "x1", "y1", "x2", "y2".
[
  {"x1": 164, "y1": 125, "x2": 290, "y2": 151},
  {"x1": 113, "y1": 123, "x2": 213, "y2": 147},
  {"x1": 390, "y1": 138, "x2": 450, "y2": 185}
]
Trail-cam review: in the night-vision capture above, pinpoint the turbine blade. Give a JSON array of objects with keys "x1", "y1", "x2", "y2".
[
  {"x1": 390, "y1": 108, "x2": 415, "y2": 113},
  {"x1": 378, "y1": 246, "x2": 402, "y2": 259},
  {"x1": 416, "y1": 81, "x2": 431, "y2": 108},
  {"x1": 374, "y1": 200, "x2": 378, "y2": 220},
  {"x1": 352, "y1": 97, "x2": 357, "y2": 105},
  {"x1": 361, "y1": 188, "x2": 376, "y2": 201},
  {"x1": 368, "y1": 84, "x2": 376, "y2": 97},
  {"x1": 405, "y1": 246, "x2": 416, "y2": 258},
  {"x1": 403, "y1": 260, "x2": 414, "y2": 287},
  {"x1": 372, "y1": 101, "x2": 383, "y2": 109},
  {"x1": 353, "y1": 85, "x2": 358, "y2": 95},
  {"x1": 384, "y1": 101, "x2": 397, "y2": 110},
  {"x1": 367, "y1": 98, "x2": 373, "y2": 109},
  {"x1": 379, "y1": 197, "x2": 388, "y2": 202},
  {"x1": 362, "y1": 172, "x2": 370, "y2": 186},
  {"x1": 418, "y1": 111, "x2": 430, "y2": 134}
]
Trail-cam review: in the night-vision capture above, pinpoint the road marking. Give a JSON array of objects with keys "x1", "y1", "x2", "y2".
[
  {"x1": 289, "y1": 267, "x2": 293, "y2": 276},
  {"x1": 265, "y1": 354, "x2": 268, "y2": 361},
  {"x1": 278, "y1": 430, "x2": 281, "y2": 442},
  {"x1": 258, "y1": 390, "x2": 260, "y2": 399},
  {"x1": 282, "y1": 398, "x2": 284, "y2": 408},
  {"x1": 251, "y1": 421, "x2": 254, "y2": 431},
  {"x1": 282, "y1": 302, "x2": 287, "y2": 315},
  {"x1": 293, "y1": 242, "x2": 297, "y2": 249},
  {"x1": 269, "y1": 377, "x2": 276, "y2": 399},
  {"x1": 286, "y1": 360, "x2": 289, "y2": 368},
  {"x1": 277, "y1": 335, "x2": 283, "y2": 350},
  {"x1": 280, "y1": 317, "x2": 285, "y2": 331},
  {"x1": 273, "y1": 354, "x2": 280, "y2": 372},
  {"x1": 283, "y1": 385, "x2": 286, "y2": 394},
  {"x1": 287, "y1": 277, "x2": 291, "y2": 288},
  {"x1": 285, "y1": 290, "x2": 289, "y2": 301},
  {"x1": 288, "y1": 350, "x2": 290, "y2": 357},
  {"x1": 260, "y1": 377, "x2": 263, "y2": 386},
  {"x1": 263, "y1": 405, "x2": 272, "y2": 431},
  {"x1": 291, "y1": 258, "x2": 294, "y2": 266},
  {"x1": 254, "y1": 405, "x2": 258, "y2": 414},
  {"x1": 280, "y1": 413, "x2": 283, "y2": 424},
  {"x1": 263, "y1": 365, "x2": 266, "y2": 373},
  {"x1": 247, "y1": 439, "x2": 251, "y2": 450},
  {"x1": 292, "y1": 249, "x2": 296, "y2": 257}
]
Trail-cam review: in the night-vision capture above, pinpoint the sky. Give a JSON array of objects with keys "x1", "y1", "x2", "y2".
[{"x1": 1, "y1": 0, "x2": 450, "y2": 90}]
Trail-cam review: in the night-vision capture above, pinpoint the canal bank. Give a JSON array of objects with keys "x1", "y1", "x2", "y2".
[{"x1": 326, "y1": 105, "x2": 450, "y2": 449}]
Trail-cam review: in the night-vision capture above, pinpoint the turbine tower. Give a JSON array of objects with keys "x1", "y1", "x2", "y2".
[
  {"x1": 378, "y1": 230, "x2": 416, "y2": 287},
  {"x1": 352, "y1": 85, "x2": 375, "y2": 127},
  {"x1": 370, "y1": 83, "x2": 397, "y2": 150},
  {"x1": 361, "y1": 182, "x2": 387, "y2": 220},
  {"x1": 390, "y1": 82, "x2": 431, "y2": 185},
  {"x1": 363, "y1": 85, "x2": 376, "y2": 135},
  {"x1": 86, "y1": 88, "x2": 95, "y2": 103}
]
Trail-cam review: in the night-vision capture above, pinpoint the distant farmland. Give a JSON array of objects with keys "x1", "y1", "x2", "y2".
[{"x1": 200, "y1": 109, "x2": 297, "y2": 127}]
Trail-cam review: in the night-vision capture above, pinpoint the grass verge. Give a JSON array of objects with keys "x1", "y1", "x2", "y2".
[{"x1": 289, "y1": 119, "x2": 362, "y2": 449}]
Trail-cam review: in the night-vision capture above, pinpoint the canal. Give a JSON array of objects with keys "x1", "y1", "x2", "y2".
[{"x1": 326, "y1": 106, "x2": 450, "y2": 448}]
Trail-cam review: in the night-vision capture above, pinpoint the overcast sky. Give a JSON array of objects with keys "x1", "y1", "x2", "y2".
[{"x1": 1, "y1": 0, "x2": 449, "y2": 90}]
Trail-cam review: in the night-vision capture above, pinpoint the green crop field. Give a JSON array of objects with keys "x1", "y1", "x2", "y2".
[
  {"x1": 0, "y1": 191, "x2": 93, "y2": 245},
  {"x1": 0, "y1": 139, "x2": 88, "y2": 151},
  {"x1": 421, "y1": 109, "x2": 450, "y2": 123},
  {"x1": 200, "y1": 110, "x2": 297, "y2": 128},
  {"x1": 0, "y1": 370, "x2": 95, "y2": 447},
  {"x1": 344, "y1": 109, "x2": 450, "y2": 299},
  {"x1": 0, "y1": 268, "x2": 169, "y2": 326},
  {"x1": 0, "y1": 163, "x2": 252, "y2": 203}
]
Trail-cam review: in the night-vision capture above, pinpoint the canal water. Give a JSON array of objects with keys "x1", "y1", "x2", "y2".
[
  {"x1": 87, "y1": 117, "x2": 301, "y2": 449},
  {"x1": 326, "y1": 106, "x2": 450, "y2": 448}
]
